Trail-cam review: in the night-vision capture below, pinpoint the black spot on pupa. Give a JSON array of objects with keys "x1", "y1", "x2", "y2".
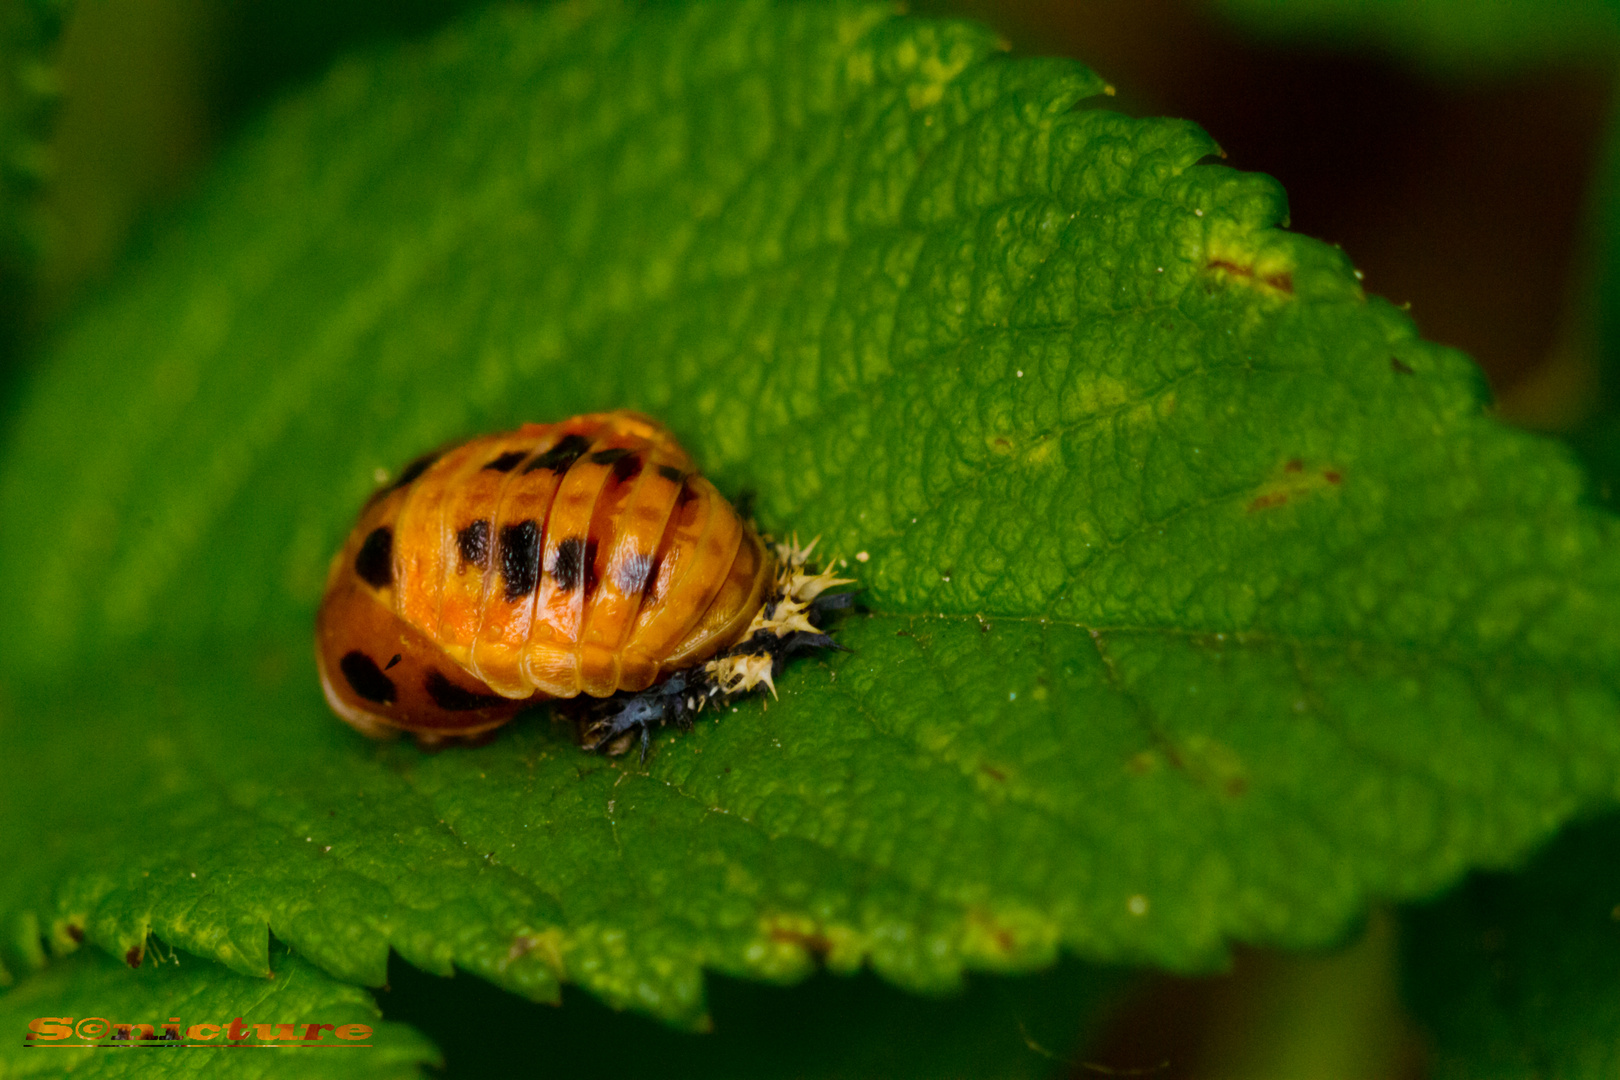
[
  {"x1": 552, "y1": 536, "x2": 585, "y2": 591},
  {"x1": 340, "y1": 651, "x2": 396, "y2": 704},
  {"x1": 483, "y1": 450, "x2": 528, "y2": 473},
  {"x1": 526, "y1": 434, "x2": 591, "y2": 474},
  {"x1": 590, "y1": 446, "x2": 633, "y2": 466},
  {"x1": 391, "y1": 451, "x2": 441, "y2": 491},
  {"x1": 425, "y1": 670, "x2": 506, "y2": 711},
  {"x1": 499, "y1": 521, "x2": 541, "y2": 600},
  {"x1": 657, "y1": 464, "x2": 685, "y2": 483},
  {"x1": 676, "y1": 482, "x2": 698, "y2": 506},
  {"x1": 614, "y1": 551, "x2": 654, "y2": 594},
  {"x1": 354, "y1": 527, "x2": 393, "y2": 588},
  {"x1": 642, "y1": 555, "x2": 663, "y2": 596},
  {"x1": 583, "y1": 539, "x2": 601, "y2": 596},
  {"x1": 457, "y1": 519, "x2": 491, "y2": 567},
  {"x1": 611, "y1": 453, "x2": 642, "y2": 483},
  {"x1": 384, "y1": 654, "x2": 402, "y2": 670}
]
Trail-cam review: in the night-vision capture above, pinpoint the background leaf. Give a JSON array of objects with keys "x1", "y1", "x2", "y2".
[
  {"x1": 0, "y1": 0, "x2": 64, "y2": 266},
  {"x1": 0, "y1": 944, "x2": 438, "y2": 1079},
  {"x1": 1571, "y1": 99, "x2": 1620, "y2": 511},
  {"x1": 1209, "y1": 0, "x2": 1620, "y2": 72},
  {"x1": 5, "y1": 0, "x2": 1620, "y2": 1041},
  {"x1": 1401, "y1": 812, "x2": 1620, "y2": 1079},
  {"x1": 0, "y1": 0, "x2": 66, "y2": 380},
  {"x1": 379, "y1": 954, "x2": 1123, "y2": 1079}
]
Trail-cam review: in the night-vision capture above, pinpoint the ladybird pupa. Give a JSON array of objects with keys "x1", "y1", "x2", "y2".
[{"x1": 315, "y1": 410, "x2": 851, "y2": 753}]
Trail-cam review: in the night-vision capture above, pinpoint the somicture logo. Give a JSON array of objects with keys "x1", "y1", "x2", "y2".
[{"x1": 26, "y1": 1016, "x2": 373, "y2": 1046}]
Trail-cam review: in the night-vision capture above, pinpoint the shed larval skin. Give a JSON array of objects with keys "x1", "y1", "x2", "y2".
[{"x1": 315, "y1": 411, "x2": 773, "y2": 740}]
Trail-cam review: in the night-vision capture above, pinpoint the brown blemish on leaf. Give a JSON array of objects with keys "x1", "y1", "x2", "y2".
[
  {"x1": 1167, "y1": 733, "x2": 1249, "y2": 800},
  {"x1": 1206, "y1": 258, "x2": 1294, "y2": 295},
  {"x1": 1247, "y1": 458, "x2": 1346, "y2": 512},
  {"x1": 981, "y1": 763, "x2": 1007, "y2": 782},
  {"x1": 504, "y1": 929, "x2": 566, "y2": 976},
  {"x1": 1391, "y1": 356, "x2": 1415, "y2": 375},
  {"x1": 965, "y1": 907, "x2": 1018, "y2": 956},
  {"x1": 125, "y1": 944, "x2": 143, "y2": 968},
  {"x1": 895, "y1": 626, "x2": 932, "y2": 649},
  {"x1": 758, "y1": 914, "x2": 863, "y2": 972},
  {"x1": 1248, "y1": 491, "x2": 1290, "y2": 511},
  {"x1": 65, "y1": 924, "x2": 84, "y2": 943},
  {"x1": 768, "y1": 924, "x2": 834, "y2": 956}
]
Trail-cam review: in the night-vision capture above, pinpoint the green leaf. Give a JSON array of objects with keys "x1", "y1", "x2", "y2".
[
  {"x1": 1209, "y1": 0, "x2": 1620, "y2": 72},
  {"x1": 1401, "y1": 813, "x2": 1620, "y2": 1078},
  {"x1": 0, "y1": 943, "x2": 438, "y2": 1078},
  {"x1": 5, "y1": 0, "x2": 1620, "y2": 1030}
]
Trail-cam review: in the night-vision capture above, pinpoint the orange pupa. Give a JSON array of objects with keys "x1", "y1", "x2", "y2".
[{"x1": 315, "y1": 411, "x2": 850, "y2": 751}]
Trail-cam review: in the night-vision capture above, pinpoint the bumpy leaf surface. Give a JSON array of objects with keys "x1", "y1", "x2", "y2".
[
  {"x1": 0, "y1": 944, "x2": 437, "y2": 1079},
  {"x1": 1401, "y1": 813, "x2": 1620, "y2": 1079},
  {"x1": 4, "y1": 0, "x2": 1620, "y2": 1028}
]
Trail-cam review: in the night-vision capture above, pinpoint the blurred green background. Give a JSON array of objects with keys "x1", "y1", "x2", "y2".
[{"x1": 7, "y1": 0, "x2": 1617, "y2": 1075}]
